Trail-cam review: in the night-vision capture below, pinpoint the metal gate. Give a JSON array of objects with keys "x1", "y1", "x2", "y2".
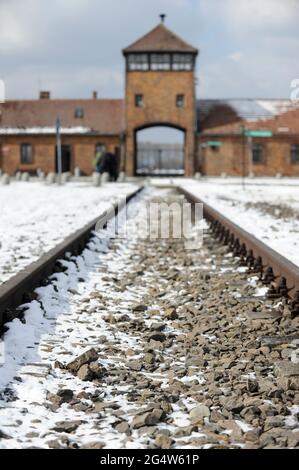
[{"x1": 136, "y1": 142, "x2": 184, "y2": 175}]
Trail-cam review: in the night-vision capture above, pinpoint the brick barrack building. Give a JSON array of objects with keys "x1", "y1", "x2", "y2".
[{"x1": 0, "y1": 21, "x2": 299, "y2": 177}]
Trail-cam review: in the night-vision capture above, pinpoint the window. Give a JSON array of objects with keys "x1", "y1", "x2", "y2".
[
  {"x1": 74, "y1": 108, "x2": 84, "y2": 118},
  {"x1": 291, "y1": 144, "x2": 299, "y2": 163},
  {"x1": 172, "y1": 54, "x2": 193, "y2": 71},
  {"x1": 127, "y1": 53, "x2": 195, "y2": 71},
  {"x1": 150, "y1": 54, "x2": 171, "y2": 71},
  {"x1": 176, "y1": 94, "x2": 185, "y2": 108},
  {"x1": 20, "y1": 144, "x2": 33, "y2": 164},
  {"x1": 135, "y1": 94, "x2": 143, "y2": 107},
  {"x1": 128, "y1": 54, "x2": 149, "y2": 71},
  {"x1": 252, "y1": 143, "x2": 265, "y2": 164},
  {"x1": 95, "y1": 143, "x2": 106, "y2": 154}
]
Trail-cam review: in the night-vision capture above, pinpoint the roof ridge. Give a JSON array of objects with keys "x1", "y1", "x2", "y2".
[
  {"x1": 123, "y1": 22, "x2": 198, "y2": 54},
  {"x1": 122, "y1": 23, "x2": 161, "y2": 52}
]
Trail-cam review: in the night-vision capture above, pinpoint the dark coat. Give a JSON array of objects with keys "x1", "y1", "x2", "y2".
[{"x1": 98, "y1": 152, "x2": 119, "y2": 180}]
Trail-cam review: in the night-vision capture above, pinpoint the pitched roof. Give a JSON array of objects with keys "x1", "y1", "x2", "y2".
[
  {"x1": 199, "y1": 102, "x2": 299, "y2": 136},
  {"x1": 0, "y1": 99, "x2": 125, "y2": 135},
  {"x1": 197, "y1": 99, "x2": 299, "y2": 133},
  {"x1": 123, "y1": 23, "x2": 198, "y2": 54},
  {"x1": 197, "y1": 99, "x2": 299, "y2": 124}
]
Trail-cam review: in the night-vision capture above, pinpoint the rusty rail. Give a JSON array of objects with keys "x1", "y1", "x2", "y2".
[
  {"x1": 179, "y1": 186, "x2": 299, "y2": 316},
  {"x1": 0, "y1": 186, "x2": 143, "y2": 330}
]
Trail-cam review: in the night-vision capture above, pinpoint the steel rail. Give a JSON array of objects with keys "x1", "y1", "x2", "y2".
[
  {"x1": 0, "y1": 186, "x2": 143, "y2": 329},
  {"x1": 179, "y1": 186, "x2": 299, "y2": 316}
]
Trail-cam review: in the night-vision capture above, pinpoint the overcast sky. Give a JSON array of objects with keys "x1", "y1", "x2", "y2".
[{"x1": 0, "y1": 0, "x2": 298, "y2": 100}]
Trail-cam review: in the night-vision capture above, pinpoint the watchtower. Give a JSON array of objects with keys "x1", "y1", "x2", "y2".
[{"x1": 123, "y1": 18, "x2": 198, "y2": 176}]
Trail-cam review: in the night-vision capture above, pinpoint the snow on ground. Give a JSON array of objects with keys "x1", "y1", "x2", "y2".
[
  {"x1": 0, "y1": 184, "x2": 298, "y2": 449},
  {"x1": 1, "y1": 177, "x2": 298, "y2": 280},
  {"x1": 174, "y1": 177, "x2": 299, "y2": 267},
  {"x1": 0, "y1": 197, "x2": 139, "y2": 448},
  {"x1": 0, "y1": 188, "x2": 201, "y2": 449},
  {"x1": 0, "y1": 181, "x2": 139, "y2": 284}
]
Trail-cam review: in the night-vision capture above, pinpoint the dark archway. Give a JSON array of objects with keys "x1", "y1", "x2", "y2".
[{"x1": 134, "y1": 124, "x2": 186, "y2": 176}]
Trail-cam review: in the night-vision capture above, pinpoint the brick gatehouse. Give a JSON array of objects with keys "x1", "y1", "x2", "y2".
[{"x1": 1, "y1": 20, "x2": 299, "y2": 176}]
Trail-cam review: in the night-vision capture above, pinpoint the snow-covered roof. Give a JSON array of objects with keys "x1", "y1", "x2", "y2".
[
  {"x1": 0, "y1": 126, "x2": 95, "y2": 135},
  {"x1": 255, "y1": 100, "x2": 298, "y2": 117},
  {"x1": 197, "y1": 98, "x2": 299, "y2": 122},
  {"x1": 197, "y1": 98, "x2": 299, "y2": 132}
]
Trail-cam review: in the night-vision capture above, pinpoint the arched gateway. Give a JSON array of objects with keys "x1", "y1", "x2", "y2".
[
  {"x1": 135, "y1": 124, "x2": 185, "y2": 176},
  {"x1": 123, "y1": 21, "x2": 198, "y2": 176}
]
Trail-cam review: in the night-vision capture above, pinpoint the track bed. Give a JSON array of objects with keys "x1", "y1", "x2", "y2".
[{"x1": 0, "y1": 187, "x2": 299, "y2": 449}]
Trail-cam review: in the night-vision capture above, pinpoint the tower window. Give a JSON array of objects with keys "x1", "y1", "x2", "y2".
[
  {"x1": 20, "y1": 144, "x2": 33, "y2": 164},
  {"x1": 128, "y1": 54, "x2": 149, "y2": 71},
  {"x1": 252, "y1": 144, "x2": 265, "y2": 164},
  {"x1": 150, "y1": 54, "x2": 171, "y2": 71},
  {"x1": 176, "y1": 94, "x2": 185, "y2": 108},
  {"x1": 74, "y1": 108, "x2": 84, "y2": 118},
  {"x1": 172, "y1": 54, "x2": 193, "y2": 71},
  {"x1": 135, "y1": 94, "x2": 144, "y2": 107},
  {"x1": 291, "y1": 144, "x2": 299, "y2": 163}
]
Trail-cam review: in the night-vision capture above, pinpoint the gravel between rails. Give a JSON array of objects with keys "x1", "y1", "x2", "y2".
[{"x1": 0, "y1": 187, "x2": 299, "y2": 449}]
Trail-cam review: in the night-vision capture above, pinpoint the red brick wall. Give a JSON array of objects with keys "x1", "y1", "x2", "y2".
[
  {"x1": 125, "y1": 70, "x2": 197, "y2": 176},
  {"x1": 2, "y1": 132, "x2": 299, "y2": 177},
  {"x1": 0, "y1": 135, "x2": 121, "y2": 175},
  {"x1": 199, "y1": 135, "x2": 299, "y2": 176}
]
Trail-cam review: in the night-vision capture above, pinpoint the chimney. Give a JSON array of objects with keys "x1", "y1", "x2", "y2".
[
  {"x1": 92, "y1": 91, "x2": 98, "y2": 99},
  {"x1": 39, "y1": 90, "x2": 50, "y2": 100}
]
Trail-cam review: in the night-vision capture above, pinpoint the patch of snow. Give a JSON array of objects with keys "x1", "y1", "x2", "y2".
[
  {"x1": 170, "y1": 411, "x2": 190, "y2": 427},
  {"x1": 235, "y1": 420, "x2": 253, "y2": 433},
  {"x1": 256, "y1": 100, "x2": 299, "y2": 116},
  {"x1": 178, "y1": 178, "x2": 299, "y2": 267},
  {"x1": 0, "y1": 127, "x2": 93, "y2": 135},
  {"x1": 0, "y1": 181, "x2": 138, "y2": 283},
  {"x1": 254, "y1": 287, "x2": 268, "y2": 296}
]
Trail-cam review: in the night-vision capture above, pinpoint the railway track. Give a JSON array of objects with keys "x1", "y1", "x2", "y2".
[
  {"x1": 0, "y1": 185, "x2": 299, "y2": 449},
  {"x1": 2, "y1": 183, "x2": 298, "y2": 332},
  {"x1": 0, "y1": 185, "x2": 143, "y2": 332},
  {"x1": 180, "y1": 187, "x2": 299, "y2": 317}
]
